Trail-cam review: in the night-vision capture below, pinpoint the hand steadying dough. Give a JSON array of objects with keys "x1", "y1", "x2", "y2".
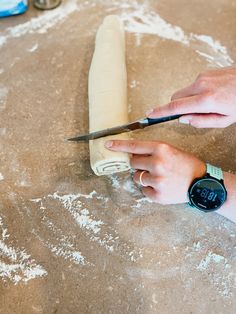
[
  {"x1": 105, "y1": 139, "x2": 236, "y2": 224},
  {"x1": 147, "y1": 66, "x2": 236, "y2": 128}
]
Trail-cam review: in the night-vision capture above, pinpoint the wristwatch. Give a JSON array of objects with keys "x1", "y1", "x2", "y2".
[{"x1": 188, "y1": 163, "x2": 227, "y2": 212}]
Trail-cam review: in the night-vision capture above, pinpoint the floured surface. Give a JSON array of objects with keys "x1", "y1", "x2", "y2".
[{"x1": 0, "y1": 0, "x2": 236, "y2": 313}]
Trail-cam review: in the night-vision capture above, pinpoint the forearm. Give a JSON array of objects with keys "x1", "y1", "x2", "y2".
[{"x1": 217, "y1": 172, "x2": 236, "y2": 223}]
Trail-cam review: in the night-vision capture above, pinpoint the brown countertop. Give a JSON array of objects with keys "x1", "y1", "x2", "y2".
[{"x1": 0, "y1": 1, "x2": 236, "y2": 313}]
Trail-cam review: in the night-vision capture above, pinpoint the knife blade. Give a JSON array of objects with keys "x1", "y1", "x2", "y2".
[{"x1": 67, "y1": 114, "x2": 181, "y2": 142}]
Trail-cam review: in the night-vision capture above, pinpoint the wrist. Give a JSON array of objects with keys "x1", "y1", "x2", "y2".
[
  {"x1": 188, "y1": 163, "x2": 227, "y2": 212},
  {"x1": 217, "y1": 172, "x2": 236, "y2": 223},
  {"x1": 192, "y1": 160, "x2": 206, "y2": 180}
]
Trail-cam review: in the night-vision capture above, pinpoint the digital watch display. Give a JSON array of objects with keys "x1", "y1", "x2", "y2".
[{"x1": 188, "y1": 164, "x2": 227, "y2": 212}]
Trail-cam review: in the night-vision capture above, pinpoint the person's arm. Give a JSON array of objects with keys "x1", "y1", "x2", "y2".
[
  {"x1": 105, "y1": 140, "x2": 236, "y2": 223},
  {"x1": 218, "y1": 172, "x2": 236, "y2": 223},
  {"x1": 146, "y1": 66, "x2": 236, "y2": 128}
]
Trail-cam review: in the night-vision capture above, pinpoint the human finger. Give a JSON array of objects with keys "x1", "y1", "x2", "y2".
[
  {"x1": 179, "y1": 113, "x2": 233, "y2": 128},
  {"x1": 105, "y1": 140, "x2": 156, "y2": 155},
  {"x1": 133, "y1": 170, "x2": 160, "y2": 188},
  {"x1": 130, "y1": 156, "x2": 153, "y2": 172},
  {"x1": 171, "y1": 83, "x2": 199, "y2": 100},
  {"x1": 146, "y1": 94, "x2": 210, "y2": 119},
  {"x1": 141, "y1": 186, "x2": 160, "y2": 202}
]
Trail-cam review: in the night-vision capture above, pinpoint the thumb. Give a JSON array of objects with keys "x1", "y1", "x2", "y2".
[{"x1": 179, "y1": 113, "x2": 232, "y2": 128}]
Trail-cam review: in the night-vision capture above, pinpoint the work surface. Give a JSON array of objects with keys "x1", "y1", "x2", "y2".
[{"x1": 0, "y1": 0, "x2": 236, "y2": 313}]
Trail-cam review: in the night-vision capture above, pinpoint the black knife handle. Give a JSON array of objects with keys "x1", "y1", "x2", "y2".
[{"x1": 146, "y1": 114, "x2": 182, "y2": 126}]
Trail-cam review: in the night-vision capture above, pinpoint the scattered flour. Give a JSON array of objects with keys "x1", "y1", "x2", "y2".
[
  {"x1": 131, "y1": 197, "x2": 152, "y2": 210},
  {"x1": 110, "y1": 175, "x2": 121, "y2": 189},
  {"x1": 185, "y1": 243, "x2": 236, "y2": 298},
  {"x1": 29, "y1": 190, "x2": 141, "y2": 263},
  {"x1": 15, "y1": 169, "x2": 31, "y2": 187},
  {"x1": 121, "y1": 5, "x2": 188, "y2": 44},
  {"x1": 0, "y1": 216, "x2": 47, "y2": 284},
  {"x1": 49, "y1": 191, "x2": 104, "y2": 235},
  {"x1": 27, "y1": 43, "x2": 38, "y2": 52},
  {"x1": 123, "y1": 178, "x2": 139, "y2": 194},
  {"x1": 129, "y1": 80, "x2": 139, "y2": 89},
  {"x1": 30, "y1": 198, "x2": 88, "y2": 265},
  {"x1": 197, "y1": 251, "x2": 226, "y2": 271},
  {"x1": 0, "y1": 0, "x2": 233, "y2": 68},
  {"x1": 196, "y1": 252, "x2": 235, "y2": 298},
  {"x1": 0, "y1": 173, "x2": 4, "y2": 181},
  {"x1": 0, "y1": 0, "x2": 89, "y2": 47},
  {"x1": 118, "y1": 1, "x2": 233, "y2": 67}
]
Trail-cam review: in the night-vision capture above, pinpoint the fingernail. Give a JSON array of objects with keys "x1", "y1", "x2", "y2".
[
  {"x1": 179, "y1": 116, "x2": 192, "y2": 124},
  {"x1": 105, "y1": 140, "x2": 113, "y2": 148},
  {"x1": 146, "y1": 109, "x2": 154, "y2": 117}
]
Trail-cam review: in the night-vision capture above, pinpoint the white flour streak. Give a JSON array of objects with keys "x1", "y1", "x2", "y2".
[
  {"x1": 50, "y1": 192, "x2": 104, "y2": 234},
  {"x1": 191, "y1": 34, "x2": 233, "y2": 67},
  {"x1": 185, "y1": 244, "x2": 235, "y2": 298},
  {"x1": 193, "y1": 34, "x2": 228, "y2": 55},
  {"x1": 135, "y1": 33, "x2": 142, "y2": 46},
  {"x1": 129, "y1": 80, "x2": 139, "y2": 89},
  {"x1": 30, "y1": 190, "x2": 141, "y2": 262},
  {"x1": 27, "y1": 43, "x2": 38, "y2": 52},
  {"x1": 0, "y1": 173, "x2": 4, "y2": 181},
  {"x1": 197, "y1": 251, "x2": 227, "y2": 271},
  {"x1": 30, "y1": 198, "x2": 88, "y2": 265},
  {"x1": 121, "y1": 6, "x2": 188, "y2": 44},
  {"x1": 110, "y1": 175, "x2": 121, "y2": 189},
  {"x1": 119, "y1": 1, "x2": 233, "y2": 67},
  {"x1": 109, "y1": 173, "x2": 140, "y2": 193},
  {"x1": 123, "y1": 177, "x2": 141, "y2": 196},
  {"x1": 0, "y1": 0, "x2": 232, "y2": 67},
  {"x1": 131, "y1": 197, "x2": 152, "y2": 209},
  {"x1": 0, "y1": 0, "x2": 85, "y2": 48},
  {"x1": 196, "y1": 252, "x2": 235, "y2": 298},
  {"x1": 0, "y1": 216, "x2": 47, "y2": 284}
]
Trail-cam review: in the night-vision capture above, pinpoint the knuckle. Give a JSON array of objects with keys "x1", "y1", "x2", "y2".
[
  {"x1": 202, "y1": 92, "x2": 216, "y2": 110},
  {"x1": 204, "y1": 91, "x2": 214, "y2": 100},
  {"x1": 152, "y1": 162, "x2": 162, "y2": 174},
  {"x1": 128, "y1": 141, "x2": 137, "y2": 151},
  {"x1": 112, "y1": 140, "x2": 122, "y2": 148},
  {"x1": 196, "y1": 72, "x2": 209, "y2": 81},
  {"x1": 171, "y1": 91, "x2": 179, "y2": 100},
  {"x1": 158, "y1": 142, "x2": 171, "y2": 154},
  {"x1": 196, "y1": 77, "x2": 209, "y2": 89},
  {"x1": 169, "y1": 100, "x2": 180, "y2": 112},
  {"x1": 152, "y1": 161, "x2": 163, "y2": 175}
]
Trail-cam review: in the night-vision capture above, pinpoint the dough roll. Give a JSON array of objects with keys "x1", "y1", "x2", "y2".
[{"x1": 89, "y1": 15, "x2": 130, "y2": 176}]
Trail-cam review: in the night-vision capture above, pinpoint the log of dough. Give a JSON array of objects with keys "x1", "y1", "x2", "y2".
[{"x1": 89, "y1": 15, "x2": 130, "y2": 176}]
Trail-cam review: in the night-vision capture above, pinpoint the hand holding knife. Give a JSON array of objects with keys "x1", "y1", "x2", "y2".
[{"x1": 67, "y1": 114, "x2": 182, "y2": 142}]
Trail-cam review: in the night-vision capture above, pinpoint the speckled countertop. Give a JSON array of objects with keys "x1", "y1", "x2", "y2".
[{"x1": 0, "y1": 1, "x2": 236, "y2": 313}]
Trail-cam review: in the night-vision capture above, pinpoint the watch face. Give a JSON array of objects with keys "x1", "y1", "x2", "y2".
[{"x1": 189, "y1": 178, "x2": 227, "y2": 211}]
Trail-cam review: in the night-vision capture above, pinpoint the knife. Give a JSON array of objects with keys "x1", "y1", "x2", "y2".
[{"x1": 67, "y1": 114, "x2": 182, "y2": 142}]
